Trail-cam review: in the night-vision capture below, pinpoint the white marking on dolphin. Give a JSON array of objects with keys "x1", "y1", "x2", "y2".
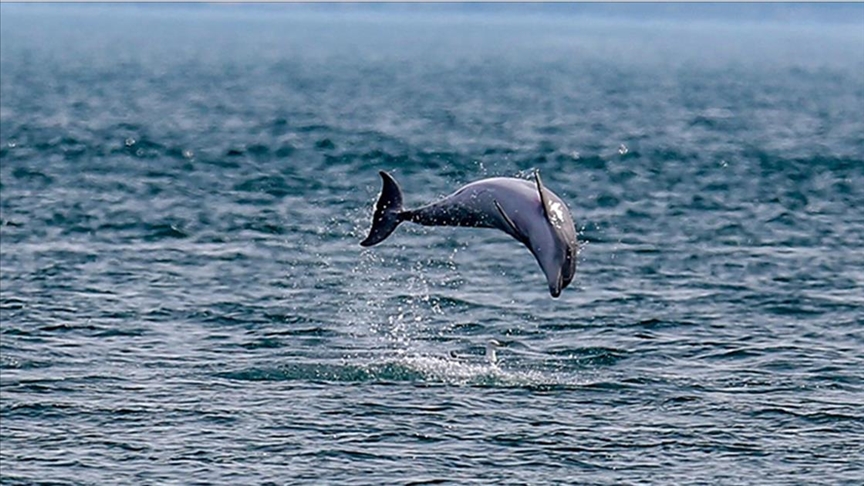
[{"x1": 360, "y1": 170, "x2": 579, "y2": 297}]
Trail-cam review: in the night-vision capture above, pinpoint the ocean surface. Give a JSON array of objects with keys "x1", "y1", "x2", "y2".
[{"x1": 1, "y1": 4, "x2": 863, "y2": 485}]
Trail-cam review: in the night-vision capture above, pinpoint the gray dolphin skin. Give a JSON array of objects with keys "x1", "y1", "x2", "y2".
[{"x1": 360, "y1": 170, "x2": 578, "y2": 297}]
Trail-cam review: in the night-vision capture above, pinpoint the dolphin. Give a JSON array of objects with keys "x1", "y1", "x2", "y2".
[{"x1": 360, "y1": 170, "x2": 578, "y2": 297}]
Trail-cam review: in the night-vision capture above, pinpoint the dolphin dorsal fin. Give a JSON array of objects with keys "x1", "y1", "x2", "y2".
[{"x1": 534, "y1": 170, "x2": 552, "y2": 220}]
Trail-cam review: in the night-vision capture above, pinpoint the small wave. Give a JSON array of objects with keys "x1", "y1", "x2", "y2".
[
  {"x1": 10, "y1": 167, "x2": 53, "y2": 184},
  {"x1": 0, "y1": 354, "x2": 53, "y2": 370},
  {"x1": 233, "y1": 174, "x2": 293, "y2": 198},
  {"x1": 217, "y1": 362, "x2": 426, "y2": 383},
  {"x1": 545, "y1": 346, "x2": 628, "y2": 367},
  {"x1": 143, "y1": 222, "x2": 189, "y2": 241},
  {"x1": 217, "y1": 353, "x2": 584, "y2": 389}
]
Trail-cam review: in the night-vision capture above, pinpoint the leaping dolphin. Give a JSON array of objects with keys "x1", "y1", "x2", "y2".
[{"x1": 360, "y1": 170, "x2": 578, "y2": 297}]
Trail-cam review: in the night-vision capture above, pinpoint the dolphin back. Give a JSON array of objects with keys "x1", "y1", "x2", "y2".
[{"x1": 360, "y1": 171, "x2": 405, "y2": 247}]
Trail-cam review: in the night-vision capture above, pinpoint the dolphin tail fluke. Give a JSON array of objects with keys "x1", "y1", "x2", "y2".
[{"x1": 360, "y1": 171, "x2": 405, "y2": 247}]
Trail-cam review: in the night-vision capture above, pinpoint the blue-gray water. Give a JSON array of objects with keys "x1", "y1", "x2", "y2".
[{"x1": 2, "y1": 4, "x2": 863, "y2": 485}]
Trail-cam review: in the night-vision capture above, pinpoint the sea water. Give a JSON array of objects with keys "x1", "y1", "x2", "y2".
[{"x1": 1, "y1": 4, "x2": 863, "y2": 484}]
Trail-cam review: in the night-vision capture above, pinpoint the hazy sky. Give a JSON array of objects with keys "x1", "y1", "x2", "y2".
[{"x1": 2, "y1": 2, "x2": 864, "y2": 26}]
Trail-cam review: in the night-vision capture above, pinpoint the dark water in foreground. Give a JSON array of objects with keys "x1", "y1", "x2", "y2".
[{"x1": 2, "y1": 5, "x2": 863, "y2": 485}]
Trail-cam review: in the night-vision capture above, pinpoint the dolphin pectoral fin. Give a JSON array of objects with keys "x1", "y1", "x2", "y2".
[{"x1": 494, "y1": 200, "x2": 528, "y2": 245}]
